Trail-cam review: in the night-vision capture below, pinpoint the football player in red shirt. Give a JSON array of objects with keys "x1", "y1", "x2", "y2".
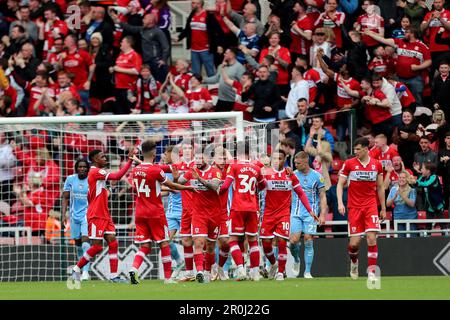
[
  {"x1": 261, "y1": 150, "x2": 317, "y2": 281},
  {"x1": 176, "y1": 149, "x2": 223, "y2": 283},
  {"x1": 69, "y1": 147, "x2": 137, "y2": 288},
  {"x1": 337, "y1": 137, "x2": 386, "y2": 285},
  {"x1": 218, "y1": 142, "x2": 266, "y2": 281},
  {"x1": 128, "y1": 140, "x2": 196, "y2": 285}
]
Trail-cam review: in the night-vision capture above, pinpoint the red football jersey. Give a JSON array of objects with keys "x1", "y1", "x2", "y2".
[
  {"x1": 175, "y1": 161, "x2": 194, "y2": 214},
  {"x1": 226, "y1": 160, "x2": 265, "y2": 212},
  {"x1": 186, "y1": 87, "x2": 213, "y2": 112},
  {"x1": 184, "y1": 165, "x2": 222, "y2": 216},
  {"x1": 357, "y1": 13, "x2": 385, "y2": 47},
  {"x1": 423, "y1": 9, "x2": 450, "y2": 52},
  {"x1": 114, "y1": 50, "x2": 142, "y2": 89},
  {"x1": 27, "y1": 86, "x2": 55, "y2": 117},
  {"x1": 232, "y1": 80, "x2": 253, "y2": 121},
  {"x1": 394, "y1": 38, "x2": 431, "y2": 79},
  {"x1": 304, "y1": 68, "x2": 321, "y2": 103},
  {"x1": 334, "y1": 74, "x2": 361, "y2": 109},
  {"x1": 394, "y1": 82, "x2": 416, "y2": 107},
  {"x1": 263, "y1": 168, "x2": 300, "y2": 218},
  {"x1": 174, "y1": 72, "x2": 192, "y2": 91},
  {"x1": 362, "y1": 88, "x2": 392, "y2": 124},
  {"x1": 368, "y1": 57, "x2": 388, "y2": 77},
  {"x1": 87, "y1": 166, "x2": 112, "y2": 220},
  {"x1": 315, "y1": 11, "x2": 346, "y2": 48},
  {"x1": 191, "y1": 10, "x2": 209, "y2": 51},
  {"x1": 340, "y1": 157, "x2": 383, "y2": 209},
  {"x1": 369, "y1": 146, "x2": 399, "y2": 171},
  {"x1": 62, "y1": 49, "x2": 92, "y2": 89},
  {"x1": 290, "y1": 15, "x2": 313, "y2": 55},
  {"x1": 131, "y1": 163, "x2": 167, "y2": 218}
]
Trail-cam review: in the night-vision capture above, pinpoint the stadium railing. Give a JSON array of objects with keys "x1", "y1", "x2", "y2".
[{"x1": 393, "y1": 219, "x2": 450, "y2": 238}]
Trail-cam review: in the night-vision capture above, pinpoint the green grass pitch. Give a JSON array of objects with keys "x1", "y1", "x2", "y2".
[{"x1": 1, "y1": 276, "x2": 450, "y2": 300}]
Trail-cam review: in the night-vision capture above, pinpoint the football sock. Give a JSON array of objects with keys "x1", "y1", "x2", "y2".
[
  {"x1": 229, "y1": 241, "x2": 244, "y2": 267},
  {"x1": 183, "y1": 245, "x2": 194, "y2": 272},
  {"x1": 218, "y1": 243, "x2": 230, "y2": 268},
  {"x1": 304, "y1": 240, "x2": 314, "y2": 274},
  {"x1": 262, "y1": 241, "x2": 276, "y2": 265},
  {"x1": 77, "y1": 244, "x2": 102, "y2": 269},
  {"x1": 368, "y1": 244, "x2": 378, "y2": 270},
  {"x1": 194, "y1": 252, "x2": 204, "y2": 272},
  {"x1": 248, "y1": 240, "x2": 260, "y2": 269},
  {"x1": 289, "y1": 242, "x2": 301, "y2": 264},
  {"x1": 131, "y1": 246, "x2": 151, "y2": 273},
  {"x1": 160, "y1": 246, "x2": 172, "y2": 279},
  {"x1": 278, "y1": 240, "x2": 287, "y2": 274},
  {"x1": 81, "y1": 241, "x2": 91, "y2": 272},
  {"x1": 108, "y1": 240, "x2": 119, "y2": 278},
  {"x1": 348, "y1": 245, "x2": 359, "y2": 263}
]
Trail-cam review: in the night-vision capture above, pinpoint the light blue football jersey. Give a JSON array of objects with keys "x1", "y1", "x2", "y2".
[
  {"x1": 63, "y1": 174, "x2": 88, "y2": 222},
  {"x1": 291, "y1": 169, "x2": 324, "y2": 218}
]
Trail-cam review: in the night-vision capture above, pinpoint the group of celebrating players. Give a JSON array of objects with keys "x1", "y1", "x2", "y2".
[{"x1": 66, "y1": 136, "x2": 384, "y2": 288}]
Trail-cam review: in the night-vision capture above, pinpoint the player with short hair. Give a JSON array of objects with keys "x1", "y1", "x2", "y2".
[
  {"x1": 62, "y1": 159, "x2": 90, "y2": 281},
  {"x1": 68, "y1": 148, "x2": 136, "y2": 288},
  {"x1": 128, "y1": 140, "x2": 196, "y2": 285},
  {"x1": 261, "y1": 150, "x2": 318, "y2": 281},
  {"x1": 218, "y1": 142, "x2": 266, "y2": 281},
  {"x1": 289, "y1": 151, "x2": 327, "y2": 279},
  {"x1": 175, "y1": 148, "x2": 223, "y2": 283},
  {"x1": 337, "y1": 137, "x2": 386, "y2": 284}
]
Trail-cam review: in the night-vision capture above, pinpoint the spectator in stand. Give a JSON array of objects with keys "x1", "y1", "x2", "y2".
[
  {"x1": 221, "y1": 16, "x2": 260, "y2": 65},
  {"x1": 279, "y1": 138, "x2": 296, "y2": 168},
  {"x1": 184, "y1": 74, "x2": 214, "y2": 112},
  {"x1": 295, "y1": 55, "x2": 324, "y2": 113},
  {"x1": 45, "y1": 36, "x2": 64, "y2": 71},
  {"x1": 28, "y1": 0, "x2": 42, "y2": 21},
  {"x1": 37, "y1": 7, "x2": 68, "y2": 60},
  {"x1": 171, "y1": 58, "x2": 192, "y2": 91},
  {"x1": 401, "y1": 0, "x2": 426, "y2": 30},
  {"x1": 52, "y1": 70, "x2": 80, "y2": 106},
  {"x1": 161, "y1": 76, "x2": 189, "y2": 114},
  {"x1": 60, "y1": 34, "x2": 94, "y2": 113},
  {"x1": 420, "y1": 0, "x2": 450, "y2": 74},
  {"x1": 227, "y1": 0, "x2": 264, "y2": 36},
  {"x1": 314, "y1": 0, "x2": 346, "y2": 49},
  {"x1": 61, "y1": 98, "x2": 84, "y2": 116},
  {"x1": 413, "y1": 136, "x2": 439, "y2": 174},
  {"x1": 392, "y1": 15, "x2": 411, "y2": 39},
  {"x1": 285, "y1": 66, "x2": 309, "y2": 119},
  {"x1": 110, "y1": 11, "x2": 170, "y2": 83},
  {"x1": 309, "y1": 27, "x2": 334, "y2": 75},
  {"x1": 384, "y1": 155, "x2": 416, "y2": 190},
  {"x1": 305, "y1": 115, "x2": 335, "y2": 153},
  {"x1": 242, "y1": 65, "x2": 282, "y2": 123},
  {"x1": 88, "y1": 32, "x2": 114, "y2": 101},
  {"x1": 279, "y1": 118, "x2": 302, "y2": 153},
  {"x1": 134, "y1": 64, "x2": 162, "y2": 114},
  {"x1": 85, "y1": 6, "x2": 114, "y2": 50},
  {"x1": 261, "y1": 14, "x2": 291, "y2": 49},
  {"x1": 387, "y1": 171, "x2": 418, "y2": 237},
  {"x1": 368, "y1": 45, "x2": 388, "y2": 77},
  {"x1": 354, "y1": 0, "x2": 385, "y2": 57},
  {"x1": 364, "y1": 27, "x2": 432, "y2": 106},
  {"x1": 144, "y1": 0, "x2": 172, "y2": 49},
  {"x1": 294, "y1": 97, "x2": 314, "y2": 146},
  {"x1": 5, "y1": 25, "x2": 31, "y2": 59},
  {"x1": 110, "y1": 36, "x2": 142, "y2": 115},
  {"x1": 203, "y1": 47, "x2": 245, "y2": 112},
  {"x1": 387, "y1": 75, "x2": 417, "y2": 115},
  {"x1": 220, "y1": 68, "x2": 254, "y2": 121},
  {"x1": 289, "y1": 1, "x2": 314, "y2": 62},
  {"x1": 369, "y1": 133, "x2": 399, "y2": 172},
  {"x1": 392, "y1": 110, "x2": 421, "y2": 169},
  {"x1": 317, "y1": 48, "x2": 360, "y2": 142},
  {"x1": 0, "y1": 132, "x2": 17, "y2": 205},
  {"x1": 9, "y1": 5, "x2": 37, "y2": 43},
  {"x1": 259, "y1": 32, "x2": 291, "y2": 99},
  {"x1": 432, "y1": 60, "x2": 450, "y2": 121},
  {"x1": 438, "y1": 132, "x2": 450, "y2": 210},
  {"x1": 177, "y1": 0, "x2": 224, "y2": 77},
  {"x1": 305, "y1": 134, "x2": 333, "y2": 190},
  {"x1": 415, "y1": 162, "x2": 447, "y2": 233},
  {"x1": 341, "y1": 29, "x2": 370, "y2": 82}
]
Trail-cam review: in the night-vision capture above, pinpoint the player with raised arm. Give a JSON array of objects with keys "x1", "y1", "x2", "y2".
[
  {"x1": 176, "y1": 148, "x2": 223, "y2": 283},
  {"x1": 62, "y1": 159, "x2": 90, "y2": 281},
  {"x1": 68, "y1": 148, "x2": 136, "y2": 289},
  {"x1": 337, "y1": 137, "x2": 386, "y2": 284},
  {"x1": 289, "y1": 151, "x2": 327, "y2": 279},
  {"x1": 218, "y1": 142, "x2": 266, "y2": 281},
  {"x1": 128, "y1": 140, "x2": 197, "y2": 285},
  {"x1": 261, "y1": 150, "x2": 318, "y2": 281}
]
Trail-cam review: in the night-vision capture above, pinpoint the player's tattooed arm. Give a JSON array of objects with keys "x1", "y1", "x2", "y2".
[{"x1": 190, "y1": 168, "x2": 221, "y2": 191}]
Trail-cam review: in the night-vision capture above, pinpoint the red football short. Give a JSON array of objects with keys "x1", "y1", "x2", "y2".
[
  {"x1": 229, "y1": 210, "x2": 258, "y2": 236},
  {"x1": 218, "y1": 211, "x2": 229, "y2": 238},
  {"x1": 191, "y1": 212, "x2": 221, "y2": 241},
  {"x1": 134, "y1": 215, "x2": 169, "y2": 244},
  {"x1": 260, "y1": 213, "x2": 290, "y2": 240},
  {"x1": 179, "y1": 209, "x2": 193, "y2": 237},
  {"x1": 348, "y1": 205, "x2": 381, "y2": 236},
  {"x1": 88, "y1": 217, "x2": 115, "y2": 240}
]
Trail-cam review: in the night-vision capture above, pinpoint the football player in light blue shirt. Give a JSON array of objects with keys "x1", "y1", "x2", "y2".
[
  {"x1": 62, "y1": 159, "x2": 90, "y2": 281},
  {"x1": 290, "y1": 151, "x2": 327, "y2": 278}
]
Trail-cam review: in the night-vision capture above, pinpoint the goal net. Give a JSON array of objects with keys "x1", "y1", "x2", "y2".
[{"x1": 0, "y1": 112, "x2": 267, "y2": 282}]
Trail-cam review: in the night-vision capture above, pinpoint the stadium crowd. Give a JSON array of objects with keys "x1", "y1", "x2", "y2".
[{"x1": 0, "y1": 0, "x2": 450, "y2": 242}]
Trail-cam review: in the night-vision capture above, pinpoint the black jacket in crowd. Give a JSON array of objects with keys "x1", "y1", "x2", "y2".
[
  {"x1": 432, "y1": 74, "x2": 450, "y2": 116},
  {"x1": 177, "y1": 10, "x2": 224, "y2": 55},
  {"x1": 242, "y1": 78, "x2": 282, "y2": 120}
]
